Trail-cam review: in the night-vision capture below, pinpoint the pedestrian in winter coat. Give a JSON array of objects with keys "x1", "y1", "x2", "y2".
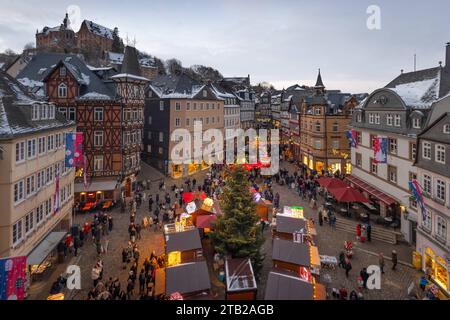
[
  {"x1": 379, "y1": 253, "x2": 385, "y2": 274},
  {"x1": 126, "y1": 279, "x2": 134, "y2": 300},
  {"x1": 366, "y1": 223, "x2": 372, "y2": 242},
  {"x1": 318, "y1": 210, "x2": 323, "y2": 226},
  {"x1": 139, "y1": 269, "x2": 146, "y2": 294},
  {"x1": 391, "y1": 250, "x2": 398, "y2": 270},
  {"x1": 360, "y1": 268, "x2": 369, "y2": 289},
  {"x1": 108, "y1": 215, "x2": 113, "y2": 232},
  {"x1": 344, "y1": 259, "x2": 352, "y2": 278}
]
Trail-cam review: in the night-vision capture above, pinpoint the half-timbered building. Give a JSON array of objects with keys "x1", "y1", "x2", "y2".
[{"x1": 16, "y1": 46, "x2": 148, "y2": 203}]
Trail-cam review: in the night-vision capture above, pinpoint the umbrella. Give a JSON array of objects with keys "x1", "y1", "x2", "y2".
[
  {"x1": 328, "y1": 186, "x2": 369, "y2": 203},
  {"x1": 318, "y1": 177, "x2": 347, "y2": 189},
  {"x1": 182, "y1": 192, "x2": 195, "y2": 204},
  {"x1": 196, "y1": 215, "x2": 217, "y2": 229},
  {"x1": 199, "y1": 192, "x2": 207, "y2": 201}
]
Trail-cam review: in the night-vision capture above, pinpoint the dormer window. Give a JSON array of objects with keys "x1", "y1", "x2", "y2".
[
  {"x1": 443, "y1": 124, "x2": 450, "y2": 134},
  {"x1": 356, "y1": 113, "x2": 362, "y2": 122},
  {"x1": 60, "y1": 67, "x2": 66, "y2": 77},
  {"x1": 58, "y1": 83, "x2": 68, "y2": 98},
  {"x1": 203, "y1": 90, "x2": 207, "y2": 98},
  {"x1": 394, "y1": 114, "x2": 401, "y2": 127},
  {"x1": 314, "y1": 108, "x2": 321, "y2": 115},
  {"x1": 412, "y1": 118, "x2": 421, "y2": 129}
]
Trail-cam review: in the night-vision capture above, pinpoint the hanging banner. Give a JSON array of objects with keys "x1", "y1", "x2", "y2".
[
  {"x1": 409, "y1": 180, "x2": 426, "y2": 222},
  {"x1": 65, "y1": 133, "x2": 75, "y2": 168},
  {"x1": 53, "y1": 174, "x2": 60, "y2": 216},
  {"x1": 0, "y1": 256, "x2": 27, "y2": 300},
  {"x1": 373, "y1": 137, "x2": 388, "y2": 164},
  {"x1": 74, "y1": 132, "x2": 83, "y2": 168},
  {"x1": 83, "y1": 155, "x2": 88, "y2": 189},
  {"x1": 345, "y1": 130, "x2": 357, "y2": 148}
]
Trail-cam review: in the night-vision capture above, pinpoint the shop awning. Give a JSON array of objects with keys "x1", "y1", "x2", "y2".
[
  {"x1": 75, "y1": 180, "x2": 118, "y2": 193},
  {"x1": 27, "y1": 231, "x2": 67, "y2": 265},
  {"x1": 345, "y1": 175, "x2": 397, "y2": 206}
]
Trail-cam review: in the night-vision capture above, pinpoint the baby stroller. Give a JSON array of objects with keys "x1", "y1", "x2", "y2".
[{"x1": 344, "y1": 241, "x2": 353, "y2": 259}]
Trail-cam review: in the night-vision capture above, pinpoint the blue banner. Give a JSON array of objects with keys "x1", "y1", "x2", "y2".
[{"x1": 65, "y1": 133, "x2": 75, "y2": 168}]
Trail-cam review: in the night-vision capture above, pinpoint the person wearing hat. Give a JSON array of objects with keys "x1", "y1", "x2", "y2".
[{"x1": 391, "y1": 250, "x2": 398, "y2": 270}]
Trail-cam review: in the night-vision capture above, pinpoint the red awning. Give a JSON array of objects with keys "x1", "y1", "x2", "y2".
[
  {"x1": 327, "y1": 186, "x2": 369, "y2": 203},
  {"x1": 345, "y1": 175, "x2": 397, "y2": 206},
  {"x1": 318, "y1": 177, "x2": 347, "y2": 189}
]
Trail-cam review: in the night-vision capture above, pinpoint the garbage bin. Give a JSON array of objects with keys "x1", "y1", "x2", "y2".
[{"x1": 412, "y1": 251, "x2": 422, "y2": 270}]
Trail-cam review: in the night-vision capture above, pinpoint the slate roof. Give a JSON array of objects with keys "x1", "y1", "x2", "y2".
[
  {"x1": 17, "y1": 53, "x2": 116, "y2": 100},
  {"x1": 276, "y1": 215, "x2": 307, "y2": 234},
  {"x1": 164, "y1": 228, "x2": 202, "y2": 253},
  {"x1": 264, "y1": 268, "x2": 314, "y2": 300},
  {"x1": 149, "y1": 73, "x2": 209, "y2": 99},
  {"x1": 82, "y1": 20, "x2": 114, "y2": 40},
  {"x1": 165, "y1": 261, "x2": 211, "y2": 295},
  {"x1": 211, "y1": 83, "x2": 236, "y2": 100},
  {"x1": 0, "y1": 72, "x2": 74, "y2": 140},
  {"x1": 272, "y1": 238, "x2": 311, "y2": 267},
  {"x1": 120, "y1": 46, "x2": 142, "y2": 77},
  {"x1": 384, "y1": 67, "x2": 447, "y2": 108}
]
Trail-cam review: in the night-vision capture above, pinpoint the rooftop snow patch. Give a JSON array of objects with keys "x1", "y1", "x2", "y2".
[
  {"x1": 389, "y1": 77, "x2": 440, "y2": 108},
  {"x1": 111, "y1": 73, "x2": 149, "y2": 82},
  {"x1": 78, "y1": 92, "x2": 112, "y2": 100}
]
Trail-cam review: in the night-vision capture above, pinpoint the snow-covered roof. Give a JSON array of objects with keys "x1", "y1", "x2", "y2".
[
  {"x1": 385, "y1": 67, "x2": 445, "y2": 109},
  {"x1": 388, "y1": 77, "x2": 440, "y2": 109},
  {"x1": 83, "y1": 20, "x2": 114, "y2": 40},
  {"x1": 149, "y1": 73, "x2": 216, "y2": 99},
  {"x1": 111, "y1": 73, "x2": 149, "y2": 82},
  {"x1": 107, "y1": 51, "x2": 157, "y2": 69},
  {"x1": 78, "y1": 92, "x2": 112, "y2": 101},
  {"x1": 0, "y1": 72, "x2": 74, "y2": 140},
  {"x1": 17, "y1": 53, "x2": 116, "y2": 101}
]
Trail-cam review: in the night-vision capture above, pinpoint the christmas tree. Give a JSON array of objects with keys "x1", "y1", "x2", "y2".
[{"x1": 211, "y1": 165, "x2": 265, "y2": 277}]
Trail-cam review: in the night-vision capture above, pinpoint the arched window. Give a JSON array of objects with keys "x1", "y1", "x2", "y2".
[{"x1": 58, "y1": 83, "x2": 68, "y2": 98}]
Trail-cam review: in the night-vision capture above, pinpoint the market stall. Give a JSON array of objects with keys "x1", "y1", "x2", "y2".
[
  {"x1": 165, "y1": 261, "x2": 211, "y2": 299},
  {"x1": 225, "y1": 259, "x2": 257, "y2": 300}
]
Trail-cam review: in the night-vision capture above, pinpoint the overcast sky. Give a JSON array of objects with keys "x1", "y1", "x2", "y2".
[{"x1": 1, "y1": 0, "x2": 450, "y2": 93}]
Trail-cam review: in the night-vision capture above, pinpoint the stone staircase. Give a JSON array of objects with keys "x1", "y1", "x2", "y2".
[{"x1": 335, "y1": 217, "x2": 403, "y2": 245}]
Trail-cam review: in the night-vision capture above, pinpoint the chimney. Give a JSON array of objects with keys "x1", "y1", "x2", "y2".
[{"x1": 446, "y1": 42, "x2": 450, "y2": 70}]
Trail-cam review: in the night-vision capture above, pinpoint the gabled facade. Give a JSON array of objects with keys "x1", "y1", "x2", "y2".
[
  {"x1": 0, "y1": 72, "x2": 76, "y2": 260},
  {"x1": 144, "y1": 73, "x2": 224, "y2": 178},
  {"x1": 349, "y1": 43, "x2": 450, "y2": 244},
  {"x1": 415, "y1": 109, "x2": 450, "y2": 295},
  {"x1": 298, "y1": 71, "x2": 359, "y2": 176},
  {"x1": 16, "y1": 47, "x2": 147, "y2": 203}
]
